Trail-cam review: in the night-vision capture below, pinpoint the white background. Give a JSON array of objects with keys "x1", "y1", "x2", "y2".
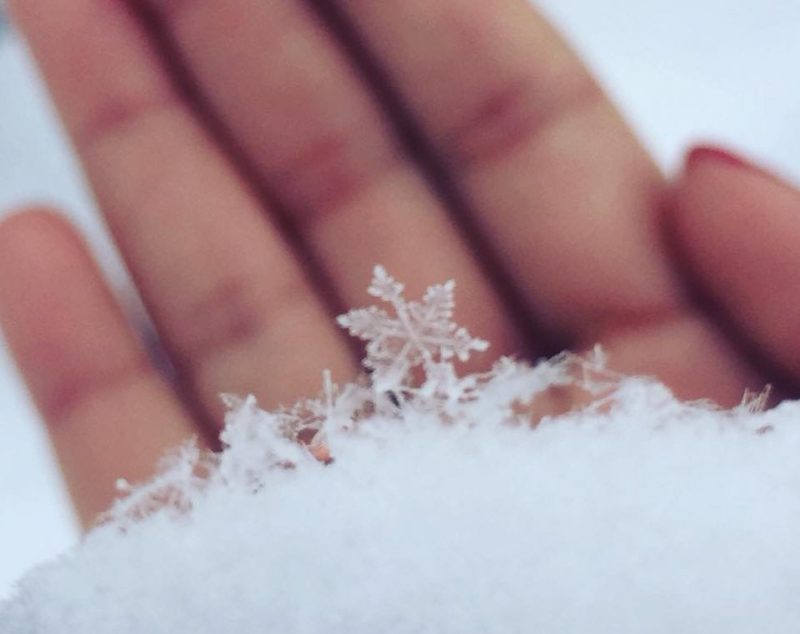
[{"x1": 1, "y1": 0, "x2": 799, "y2": 598}]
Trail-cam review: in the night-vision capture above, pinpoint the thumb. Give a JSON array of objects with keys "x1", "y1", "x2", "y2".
[{"x1": 667, "y1": 145, "x2": 800, "y2": 388}]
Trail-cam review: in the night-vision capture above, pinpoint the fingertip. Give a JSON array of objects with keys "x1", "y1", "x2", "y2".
[
  {"x1": 684, "y1": 144, "x2": 753, "y2": 173},
  {"x1": 0, "y1": 206, "x2": 135, "y2": 422},
  {"x1": 666, "y1": 143, "x2": 800, "y2": 384},
  {"x1": 668, "y1": 144, "x2": 799, "y2": 248},
  {"x1": 0, "y1": 208, "x2": 93, "y2": 308},
  {"x1": 680, "y1": 143, "x2": 793, "y2": 191},
  {"x1": 0, "y1": 206, "x2": 78, "y2": 256},
  {"x1": 0, "y1": 205, "x2": 64, "y2": 233}
]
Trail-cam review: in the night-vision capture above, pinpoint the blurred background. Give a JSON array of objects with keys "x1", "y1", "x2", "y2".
[{"x1": 1, "y1": 0, "x2": 799, "y2": 598}]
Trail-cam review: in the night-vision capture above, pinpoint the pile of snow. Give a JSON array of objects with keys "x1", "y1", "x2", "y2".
[{"x1": 2, "y1": 268, "x2": 799, "y2": 632}]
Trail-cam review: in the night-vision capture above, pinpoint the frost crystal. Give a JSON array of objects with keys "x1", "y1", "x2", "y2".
[
  {"x1": 95, "y1": 268, "x2": 619, "y2": 525},
  {"x1": 337, "y1": 266, "x2": 488, "y2": 389},
  {"x1": 4, "y1": 268, "x2": 800, "y2": 634}
]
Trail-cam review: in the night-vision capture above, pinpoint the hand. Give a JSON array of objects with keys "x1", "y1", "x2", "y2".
[{"x1": 1, "y1": 0, "x2": 797, "y2": 528}]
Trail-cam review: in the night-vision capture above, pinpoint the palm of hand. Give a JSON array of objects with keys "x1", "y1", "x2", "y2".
[{"x1": 1, "y1": 0, "x2": 796, "y2": 526}]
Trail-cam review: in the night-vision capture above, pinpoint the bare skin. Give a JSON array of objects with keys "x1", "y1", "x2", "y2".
[{"x1": 1, "y1": 0, "x2": 799, "y2": 528}]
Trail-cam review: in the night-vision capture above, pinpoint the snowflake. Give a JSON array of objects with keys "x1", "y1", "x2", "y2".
[{"x1": 337, "y1": 266, "x2": 488, "y2": 388}]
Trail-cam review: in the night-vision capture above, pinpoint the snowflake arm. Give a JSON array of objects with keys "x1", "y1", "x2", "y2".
[{"x1": 337, "y1": 266, "x2": 489, "y2": 386}]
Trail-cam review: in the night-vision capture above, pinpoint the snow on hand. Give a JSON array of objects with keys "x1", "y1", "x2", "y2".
[{"x1": 2, "y1": 267, "x2": 800, "y2": 632}]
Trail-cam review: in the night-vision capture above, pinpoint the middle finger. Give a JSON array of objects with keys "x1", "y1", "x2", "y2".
[{"x1": 141, "y1": 0, "x2": 529, "y2": 361}]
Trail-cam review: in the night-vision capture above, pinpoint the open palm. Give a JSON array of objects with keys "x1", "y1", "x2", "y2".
[{"x1": 1, "y1": 0, "x2": 797, "y2": 527}]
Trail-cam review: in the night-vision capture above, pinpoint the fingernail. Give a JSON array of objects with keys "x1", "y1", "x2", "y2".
[
  {"x1": 686, "y1": 145, "x2": 784, "y2": 185},
  {"x1": 687, "y1": 146, "x2": 750, "y2": 170}
]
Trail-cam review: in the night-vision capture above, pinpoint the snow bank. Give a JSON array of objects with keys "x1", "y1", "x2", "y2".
[{"x1": 2, "y1": 268, "x2": 799, "y2": 632}]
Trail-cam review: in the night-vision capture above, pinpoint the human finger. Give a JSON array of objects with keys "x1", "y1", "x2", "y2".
[
  {"x1": 319, "y1": 0, "x2": 680, "y2": 349},
  {"x1": 0, "y1": 209, "x2": 199, "y2": 527},
  {"x1": 667, "y1": 146, "x2": 800, "y2": 394},
  {"x1": 135, "y1": 0, "x2": 529, "y2": 362},
  {"x1": 8, "y1": 0, "x2": 356, "y2": 421}
]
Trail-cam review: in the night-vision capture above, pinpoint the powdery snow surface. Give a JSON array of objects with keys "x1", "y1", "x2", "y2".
[{"x1": 2, "y1": 268, "x2": 800, "y2": 632}]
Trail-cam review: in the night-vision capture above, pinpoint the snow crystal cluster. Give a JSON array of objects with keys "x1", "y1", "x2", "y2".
[{"x1": 2, "y1": 267, "x2": 800, "y2": 633}]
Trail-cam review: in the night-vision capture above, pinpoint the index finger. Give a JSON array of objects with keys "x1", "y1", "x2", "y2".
[{"x1": 323, "y1": 0, "x2": 681, "y2": 343}]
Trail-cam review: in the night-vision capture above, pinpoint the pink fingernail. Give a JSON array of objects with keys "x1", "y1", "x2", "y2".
[
  {"x1": 686, "y1": 145, "x2": 785, "y2": 186},
  {"x1": 687, "y1": 145, "x2": 752, "y2": 171}
]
